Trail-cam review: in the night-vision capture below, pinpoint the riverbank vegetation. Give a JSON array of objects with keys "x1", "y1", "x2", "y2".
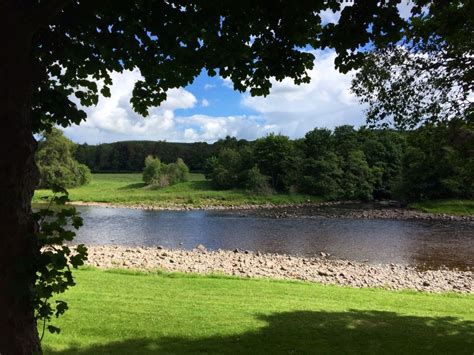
[
  {"x1": 73, "y1": 122, "x2": 473, "y2": 204},
  {"x1": 42, "y1": 268, "x2": 473, "y2": 354},
  {"x1": 142, "y1": 156, "x2": 189, "y2": 187},
  {"x1": 33, "y1": 173, "x2": 316, "y2": 207}
]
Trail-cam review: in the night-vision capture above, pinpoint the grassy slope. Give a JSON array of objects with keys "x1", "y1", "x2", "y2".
[
  {"x1": 43, "y1": 269, "x2": 473, "y2": 354},
  {"x1": 409, "y1": 199, "x2": 474, "y2": 216},
  {"x1": 33, "y1": 173, "x2": 317, "y2": 207}
]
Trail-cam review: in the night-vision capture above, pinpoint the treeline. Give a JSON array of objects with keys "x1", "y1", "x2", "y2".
[
  {"x1": 74, "y1": 121, "x2": 473, "y2": 202},
  {"x1": 75, "y1": 141, "x2": 215, "y2": 172},
  {"x1": 205, "y1": 122, "x2": 473, "y2": 202}
]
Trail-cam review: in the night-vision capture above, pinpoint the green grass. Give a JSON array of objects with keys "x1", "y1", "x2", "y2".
[
  {"x1": 33, "y1": 173, "x2": 318, "y2": 208},
  {"x1": 410, "y1": 199, "x2": 474, "y2": 215},
  {"x1": 42, "y1": 268, "x2": 473, "y2": 354}
]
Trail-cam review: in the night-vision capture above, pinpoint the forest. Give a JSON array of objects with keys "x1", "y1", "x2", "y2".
[{"x1": 73, "y1": 120, "x2": 473, "y2": 202}]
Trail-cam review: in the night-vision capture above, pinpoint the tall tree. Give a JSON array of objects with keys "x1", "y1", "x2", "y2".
[{"x1": 1, "y1": 1, "x2": 421, "y2": 352}]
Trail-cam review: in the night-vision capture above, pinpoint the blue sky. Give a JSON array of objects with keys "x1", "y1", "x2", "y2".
[
  {"x1": 63, "y1": 3, "x2": 413, "y2": 144},
  {"x1": 64, "y1": 50, "x2": 367, "y2": 144}
]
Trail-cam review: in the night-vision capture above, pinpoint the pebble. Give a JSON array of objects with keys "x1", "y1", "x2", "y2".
[{"x1": 79, "y1": 245, "x2": 473, "y2": 294}]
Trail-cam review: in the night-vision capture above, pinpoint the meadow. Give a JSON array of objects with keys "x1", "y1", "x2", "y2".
[
  {"x1": 33, "y1": 173, "x2": 474, "y2": 215},
  {"x1": 33, "y1": 173, "x2": 318, "y2": 208},
  {"x1": 42, "y1": 268, "x2": 474, "y2": 354}
]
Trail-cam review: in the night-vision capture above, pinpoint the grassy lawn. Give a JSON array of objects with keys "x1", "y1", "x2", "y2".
[
  {"x1": 409, "y1": 199, "x2": 474, "y2": 216},
  {"x1": 33, "y1": 173, "x2": 317, "y2": 207},
  {"x1": 42, "y1": 268, "x2": 473, "y2": 354}
]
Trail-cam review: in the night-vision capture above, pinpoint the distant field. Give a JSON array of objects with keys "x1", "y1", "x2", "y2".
[
  {"x1": 33, "y1": 173, "x2": 317, "y2": 207},
  {"x1": 409, "y1": 200, "x2": 474, "y2": 216},
  {"x1": 42, "y1": 268, "x2": 474, "y2": 354}
]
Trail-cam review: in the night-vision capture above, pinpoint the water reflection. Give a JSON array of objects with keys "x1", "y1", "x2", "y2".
[{"x1": 71, "y1": 206, "x2": 474, "y2": 270}]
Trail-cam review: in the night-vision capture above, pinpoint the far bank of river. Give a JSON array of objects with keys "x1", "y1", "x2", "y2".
[{"x1": 70, "y1": 200, "x2": 474, "y2": 221}]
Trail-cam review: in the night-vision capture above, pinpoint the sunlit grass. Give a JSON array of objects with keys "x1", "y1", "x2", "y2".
[
  {"x1": 409, "y1": 199, "x2": 474, "y2": 216},
  {"x1": 33, "y1": 173, "x2": 318, "y2": 208},
  {"x1": 42, "y1": 268, "x2": 474, "y2": 354}
]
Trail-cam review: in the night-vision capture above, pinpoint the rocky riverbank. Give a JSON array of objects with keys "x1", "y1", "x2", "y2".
[
  {"x1": 71, "y1": 200, "x2": 473, "y2": 221},
  {"x1": 84, "y1": 245, "x2": 473, "y2": 294}
]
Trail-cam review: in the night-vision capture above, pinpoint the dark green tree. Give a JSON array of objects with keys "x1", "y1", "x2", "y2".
[
  {"x1": 253, "y1": 134, "x2": 295, "y2": 191},
  {"x1": 36, "y1": 128, "x2": 91, "y2": 188},
  {"x1": 395, "y1": 121, "x2": 474, "y2": 201},
  {"x1": 210, "y1": 148, "x2": 243, "y2": 190}
]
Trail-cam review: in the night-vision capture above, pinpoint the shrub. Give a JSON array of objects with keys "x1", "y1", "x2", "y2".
[
  {"x1": 245, "y1": 165, "x2": 273, "y2": 195},
  {"x1": 142, "y1": 156, "x2": 189, "y2": 187}
]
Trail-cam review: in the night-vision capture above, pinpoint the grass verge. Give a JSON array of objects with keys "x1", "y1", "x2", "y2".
[
  {"x1": 43, "y1": 268, "x2": 473, "y2": 354},
  {"x1": 409, "y1": 199, "x2": 474, "y2": 215}
]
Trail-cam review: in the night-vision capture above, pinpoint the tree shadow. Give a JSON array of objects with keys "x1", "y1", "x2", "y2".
[
  {"x1": 117, "y1": 182, "x2": 147, "y2": 190},
  {"x1": 45, "y1": 309, "x2": 473, "y2": 354}
]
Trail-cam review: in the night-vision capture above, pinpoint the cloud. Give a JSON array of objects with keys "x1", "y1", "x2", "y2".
[
  {"x1": 204, "y1": 84, "x2": 215, "y2": 90},
  {"x1": 241, "y1": 50, "x2": 365, "y2": 137},
  {"x1": 64, "y1": 50, "x2": 366, "y2": 144}
]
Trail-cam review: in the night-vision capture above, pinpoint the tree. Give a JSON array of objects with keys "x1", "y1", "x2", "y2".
[
  {"x1": 36, "y1": 128, "x2": 91, "y2": 188},
  {"x1": 394, "y1": 121, "x2": 474, "y2": 201},
  {"x1": 253, "y1": 134, "x2": 295, "y2": 191},
  {"x1": 1, "y1": 1, "x2": 427, "y2": 352},
  {"x1": 210, "y1": 148, "x2": 243, "y2": 189},
  {"x1": 351, "y1": 1, "x2": 473, "y2": 128}
]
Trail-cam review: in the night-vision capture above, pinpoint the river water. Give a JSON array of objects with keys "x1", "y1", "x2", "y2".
[{"x1": 70, "y1": 206, "x2": 474, "y2": 270}]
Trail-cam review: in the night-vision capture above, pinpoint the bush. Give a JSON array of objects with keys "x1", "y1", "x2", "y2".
[
  {"x1": 245, "y1": 165, "x2": 273, "y2": 195},
  {"x1": 142, "y1": 156, "x2": 189, "y2": 187}
]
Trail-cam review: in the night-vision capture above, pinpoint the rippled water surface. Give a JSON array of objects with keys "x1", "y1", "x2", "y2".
[{"x1": 71, "y1": 206, "x2": 473, "y2": 269}]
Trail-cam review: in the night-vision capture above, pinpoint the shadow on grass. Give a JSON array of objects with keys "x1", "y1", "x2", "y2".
[
  {"x1": 117, "y1": 182, "x2": 147, "y2": 190},
  {"x1": 45, "y1": 310, "x2": 473, "y2": 354}
]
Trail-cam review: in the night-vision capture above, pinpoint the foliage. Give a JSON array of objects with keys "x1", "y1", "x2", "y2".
[
  {"x1": 394, "y1": 121, "x2": 474, "y2": 201},
  {"x1": 142, "y1": 156, "x2": 189, "y2": 187},
  {"x1": 245, "y1": 166, "x2": 273, "y2": 195},
  {"x1": 76, "y1": 141, "x2": 216, "y2": 173},
  {"x1": 206, "y1": 127, "x2": 406, "y2": 200},
  {"x1": 340, "y1": 150, "x2": 376, "y2": 201},
  {"x1": 37, "y1": 128, "x2": 91, "y2": 188},
  {"x1": 253, "y1": 134, "x2": 295, "y2": 191},
  {"x1": 210, "y1": 148, "x2": 245, "y2": 190},
  {"x1": 42, "y1": 268, "x2": 474, "y2": 354},
  {"x1": 351, "y1": 1, "x2": 473, "y2": 128},
  {"x1": 32, "y1": 188, "x2": 87, "y2": 339}
]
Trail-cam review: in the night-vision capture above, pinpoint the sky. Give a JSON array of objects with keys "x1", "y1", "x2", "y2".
[{"x1": 64, "y1": 3, "x2": 413, "y2": 144}]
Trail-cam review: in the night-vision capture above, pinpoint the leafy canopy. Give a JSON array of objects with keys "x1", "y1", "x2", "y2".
[
  {"x1": 351, "y1": 1, "x2": 473, "y2": 128},
  {"x1": 31, "y1": 0, "x2": 410, "y2": 132}
]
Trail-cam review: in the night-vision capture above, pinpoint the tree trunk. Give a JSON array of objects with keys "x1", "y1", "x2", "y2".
[{"x1": 0, "y1": 4, "x2": 42, "y2": 355}]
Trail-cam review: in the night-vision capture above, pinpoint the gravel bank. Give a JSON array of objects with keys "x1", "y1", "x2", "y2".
[{"x1": 84, "y1": 245, "x2": 472, "y2": 294}]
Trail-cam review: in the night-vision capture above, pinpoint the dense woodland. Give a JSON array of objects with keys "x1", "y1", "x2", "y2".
[
  {"x1": 76, "y1": 141, "x2": 214, "y2": 172},
  {"x1": 73, "y1": 121, "x2": 474, "y2": 202}
]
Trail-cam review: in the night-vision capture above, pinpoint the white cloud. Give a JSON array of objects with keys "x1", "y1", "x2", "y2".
[
  {"x1": 204, "y1": 84, "x2": 215, "y2": 90},
  {"x1": 320, "y1": 1, "x2": 414, "y2": 24},
  {"x1": 64, "y1": 50, "x2": 366, "y2": 144},
  {"x1": 241, "y1": 50, "x2": 365, "y2": 137}
]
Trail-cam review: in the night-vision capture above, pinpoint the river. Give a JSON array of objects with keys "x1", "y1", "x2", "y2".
[{"x1": 69, "y1": 205, "x2": 474, "y2": 270}]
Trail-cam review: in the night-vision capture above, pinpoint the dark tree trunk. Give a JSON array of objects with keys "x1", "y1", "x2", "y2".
[{"x1": 0, "y1": 4, "x2": 42, "y2": 355}]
